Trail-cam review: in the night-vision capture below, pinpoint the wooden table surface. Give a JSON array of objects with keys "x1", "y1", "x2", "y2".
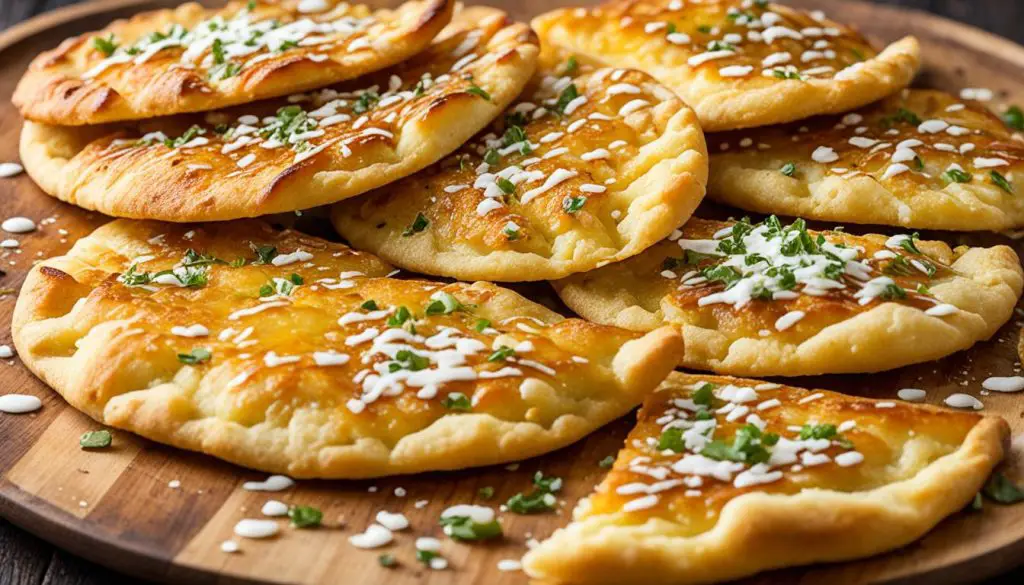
[{"x1": 2, "y1": 0, "x2": 1024, "y2": 584}]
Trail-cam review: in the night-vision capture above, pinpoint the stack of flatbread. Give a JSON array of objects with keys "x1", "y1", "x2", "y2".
[{"x1": 8, "y1": 0, "x2": 1023, "y2": 582}]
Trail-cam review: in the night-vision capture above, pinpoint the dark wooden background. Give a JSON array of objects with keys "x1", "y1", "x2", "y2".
[{"x1": 0, "y1": 0, "x2": 1022, "y2": 583}]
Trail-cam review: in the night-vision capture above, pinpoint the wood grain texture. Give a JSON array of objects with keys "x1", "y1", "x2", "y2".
[{"x1": 0, "y1": 0, "x2": 1024, "y2": 584}]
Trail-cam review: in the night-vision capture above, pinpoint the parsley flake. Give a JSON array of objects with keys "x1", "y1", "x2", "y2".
[
  {"x1": 562, "y1": 195, "x2": 587, "y2": 214},
  {"x1": 440, "y1": 515, "x2": 503, "y2": 540},
  {"x1": 92, "y1": 34, "x2": 118, "y2": 56},
  {"x1": 488, "y1": 346, "x2": 515, "y2": 362},
  {"x1": 441, "y1": 392, "x2": 471, "y2": 411},
  {"x1": 177, "y1": 347, "x2": 212, "y2": 365},
  {"x1": 288, "y1": 505, "x2": 323, "y2": 528},
  {"x1": 991, "y1": 170, "x2": 1014, "y2": 194},
  {"x1": 466, "y1": 83, "x2": 491, "y2": 101},
  {"x1": 403, "y1": 212, "x2": 429, "y2": 236},
  {"x1": 80, "y1": 430, "x2": 112, "y2": 449}
]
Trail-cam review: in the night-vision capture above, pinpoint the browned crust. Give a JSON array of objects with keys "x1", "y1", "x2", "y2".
[
  {"x1": 13, "y1": 0, "x2": 455, "y2": 125},
  {"x1": 19, "y1": 7, "x2": 540, "y2": 221}
]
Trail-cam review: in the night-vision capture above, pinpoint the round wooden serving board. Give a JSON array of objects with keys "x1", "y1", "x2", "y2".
[{"x1": 1, "y1": 0, "x2": 1024, "y2": 583}]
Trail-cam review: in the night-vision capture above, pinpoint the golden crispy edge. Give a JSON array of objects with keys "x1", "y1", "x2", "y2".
[
  {"x1": 12, "y1": 230, "x2": 683, "y2": 478},
  {"x1": 554, "y1": 241, "x2": 1023, "y2": 376},
  {"x1": 18, "y1": 22, "x2": 539, "y2": 222},
  {"x1": 532, "y1": 7, "x2": 921, "y2": 132},
  {"x1": 709, "y1": 154, "x2": 1024, "y2": 231},
  {"x1": 13, "y1": 0, "x2": 455, "y2": 125},
  {"x1": 522, "y1": 374, "x2": 1009, "y2": 585},
  {"x1": 330, "y1": 72, "x2": 709, "y2": 282}
]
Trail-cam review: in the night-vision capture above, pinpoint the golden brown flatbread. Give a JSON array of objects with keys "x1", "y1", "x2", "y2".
[
  {"x1": 524, "y1": 372, "x2": 1008, "y2": 585},
  {"x1": 14, "y1": 0, "x2": 454, "y2": 124},
  {"x1": 554, "y1": 216, "x2": 1023, "y2": 376},
  {"x1": 708, "y1": 89, "x2": 1024, "y2": 230},
  {"x1": 20, "y1": 7, "x2": 539, "y2": 222},
  {"x1": 13, "y1": 220, "x2": 683, "y2": 478},
  {"x1": 532, "y1": 0, "x2": 920, "y2": 132},
  {"x1": 331, "y1": 58, "x2": 707, "y2": 282}
]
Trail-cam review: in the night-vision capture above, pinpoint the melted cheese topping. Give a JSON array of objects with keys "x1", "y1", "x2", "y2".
[
  {"x1": 44, "y1": 222, "x2": 637, "y2": 446},
  {"x1": 342, "y1": 63, "x2": 682, "y2": 257},
  {"x1": 94, "y1": 17, "x2": 514, "y2": 173},
  {"x1": 655, "y1": 217, "x2": 949, "y2": 343},
  {"x1": 82, "y1": 1, "x2": 378, "y2": 81},
  {"x1": 711, "y1": 89, "x2": 1023, "y2": 193},
  {"x1": 585, "y1": 374, "x2": 982, "y2": 535},
  {"x1": 562, "y1": 0, "x2": 874, "y2": 82}
]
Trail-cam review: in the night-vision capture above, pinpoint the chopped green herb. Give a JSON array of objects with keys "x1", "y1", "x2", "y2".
[
  {"x1": 210, "y1": 61, "x2": 242, "y2": 80},
  {"x1": 598, "y1": 455, "x2": 615, "y2": 469},
  {"x1": 895, "y1": 233, "x2": 922, "y2": 255},
  {"x1": 701, "y1": 264, "x2": 741, "y2": 288},
  {"x1": 657, "y1": 427, "x2": 685, "y2": 453},
  {"x1": 772, "y1": 69, "x2": 801, "y2": 80},
  {"x1": 288, "y1": 505, "x2": 323, "y2": 528},
  {"x1": 403, "y1": 212, "x2": 429, "y2": 236},
  {"x1": 440, "y1": 514, "x2": 503, "y2": 540},
  {"x1": 692, "y1": 382, "x2": 715, "y2": 406},
  {"x1": 425, "y1": 291, "x2": 469, "y2": 316},
  {"x1": 780, "y1": 162, "x2": 797, "y2": 177},
  {"x1": 553, "y1": 83, "x2": 580, "y2": 114},
  {"x1": 361, "y1": 300, "x2": 379, "y2": 311},
  {"x1": 502, "y1": 125, "x2": 529, "y2": 153},
  {"x1": 505, "y1": 472, "x2": 561, "y2": 514},
  {"x1": 164, "y1": 125, "x2": 206, "y2": 148},
  {"x1": 1002, "y1": 106, "x2": 1024, "y2": 131},
  {"x1": 211, "y1": 38, "x2": 226, "y2": 65},
  {"x1": 378, "y1": 554, "x2": 397, "y2": 568},
  {"x1": 497, "y1": 177, "x2": 516, "y2": 195},
  {"x1": 441, "y1": 392, "x2": 471, "y2": 411},
  {"x1": 701, "y1": 424, "x2": 778, "y2": 464},
  {"x1": 416, "y1": 550, "x2": 439, "y2": 564},
  {"x1": 483, "y1": 148, "x2": 500, "y2": 165},
  {"x1": 478, "y1": 486, "x2": 495, "y2": 499},
  {"x1": 80, "y1": 430, "x2": 112, "y2": 449},
  {"x1": 177, "y1": 347, "x2": 212, "y2": 365},
  {"x1": 260, "y1": 274, "x2": 302, "y2": 297},
  {"x1": 942, "y1": 168, "x2": 972, "y2": 184},
  {"x1": 488, "y1": 346, "x2": 516, "y2": 362},
  {"x1": 563, "y1": 55, "x2": 578, "y2": 75},
  {"x1": 92, "y1": 34, "x2": 118, "y2": 56},
  {"x1": 708, "y1": 40, "x2": 735, "y2": 52},
  {"x1": 991, "y1": 171, "x2": 1014, "y2": 193},
  {"x1": 883, "y1": 255, "x2": 914, "y2": 277},
  {"x1": 387, "y1": 306, "x2": 412, "y2": 327},
  {"x1": 881, "y1": 107, "x2": 922, "y2": 127},
  {"x1": 799, "y1": 423, "x2": 837, "y2": 440},
  {"x1": 250, "y1": 243, "x2": 278, "y2": 264},
  {"x1": 353, "y1": 90, "x2": 380, "y2": 114},
  {"x1": 562, "y1": 195, "x2": 587, "y2": 214},
  {"x1": 390, "y1": 349, "x2": 430, "y2": 372},
  {"x1": 502, "y1": 223, "x2": 520, "y2": 240},
  {"x1": 474, "y1": 318, "x2": 491, "y2": 332},
  {"x1": 697, "y1": 25, "x2": 712, "y2": 33},
  {"x1": 466, "y1": 83, "x2": 491, "y2": 101},
  {"x1": 879, "y1": 283, "x2": 907, "y2": 301},
  {"x1": 982, "y1": 472, "x2": 1024, "y2": 504}
]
